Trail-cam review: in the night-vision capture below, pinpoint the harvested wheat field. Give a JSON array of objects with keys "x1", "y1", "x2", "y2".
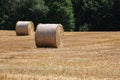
[{"x1": 0, "y1": 30, "x2": 120, "y2": 80}]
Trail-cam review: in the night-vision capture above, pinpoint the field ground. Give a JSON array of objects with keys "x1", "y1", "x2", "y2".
[{"x1": 0, "y1": 30, "x2": 120, "y2": 80}]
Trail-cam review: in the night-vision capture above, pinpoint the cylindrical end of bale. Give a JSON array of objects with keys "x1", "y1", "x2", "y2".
[
  {"x1": 35, "y1": 24, "x2": 64, "y2": 48},
  {"x1": 16, "y1": 21, "x2": 34, "y2": 36}
]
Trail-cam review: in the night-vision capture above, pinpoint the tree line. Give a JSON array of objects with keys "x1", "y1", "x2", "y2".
[{"x1": 0, "y1": 0, "x2": 120, "y2": 31}]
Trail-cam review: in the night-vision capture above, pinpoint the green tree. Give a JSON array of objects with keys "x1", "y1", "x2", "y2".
[
  {"x1": 112, "y1": 0, "x2": 120, "y2": 30},
  {"x1": 0, "y1": 0, "x2": 48, "y2": 30},
  {"x1": 45, "y1": 0, "x2": 75, "y2": 31},
  {"x1": 0, "y1": 0, "x2": 18, "y2": 29},
  {"x1": 72, "y1": 0, "x2": 114, "y2": 31},
  {"x1": 16, "y1": 0, "x2": 48, "y2": 27},
  {"x1": 71, "y1": 0, "x2": 84, "y2": 31}
]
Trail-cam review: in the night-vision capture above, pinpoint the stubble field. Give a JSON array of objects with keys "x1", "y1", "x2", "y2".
[{"x1": 0, "y1": 30, "x2": 120, "y2": 80}]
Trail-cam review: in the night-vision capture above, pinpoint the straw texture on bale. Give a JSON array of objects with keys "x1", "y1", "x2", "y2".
[
  {"x1": 35, "y1": 24, "x2": 64, "y2": 48},
  {"x1": 16, "y1": 21, "x2": 34, "y2": 36}
]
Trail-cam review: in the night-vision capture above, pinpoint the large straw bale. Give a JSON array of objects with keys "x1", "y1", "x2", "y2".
[
  {"x1": 35, "y1": 24, "x2": 64, "y2": 48},
  {"x1": 16, "y1": 21, "x2": 34, "y2": 36}
]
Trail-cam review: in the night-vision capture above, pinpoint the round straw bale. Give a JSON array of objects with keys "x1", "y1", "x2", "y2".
[
  {"x1": 16, "y1": 21, "x2": 34, "y2": 36},
  {"x1": 35, "y1": 24, "x2": 64, "y2": 48}
]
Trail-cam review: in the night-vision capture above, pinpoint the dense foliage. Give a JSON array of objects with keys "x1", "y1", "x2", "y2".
[
  {"x1": 72, "y1": 0, "x2": 120, "y2": 31},
  {"x1": 45, "y1": 0, "x2": 75, "y2": 31},
  {"x1": 0, "y1": 0, "x2": 48, "y2": 30},
  {"x1": 0, "y1": 0, "x2": 120, "y2": 31}
]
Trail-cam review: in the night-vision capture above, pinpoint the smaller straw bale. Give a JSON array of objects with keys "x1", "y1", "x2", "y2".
[{"x1": 16, "y1": 21, "x2": 34, "y2": 36}]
